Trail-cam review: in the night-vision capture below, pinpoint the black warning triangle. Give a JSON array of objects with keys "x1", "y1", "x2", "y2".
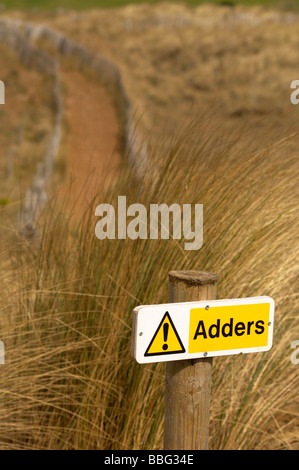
[{"x1": 144, "y1": 311, "x2": 185, "y2": 357}]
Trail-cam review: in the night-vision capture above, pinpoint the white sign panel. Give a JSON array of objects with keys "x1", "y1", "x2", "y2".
[{"x1": 131, "y1": 297, "x2": 274, "y2": 364}]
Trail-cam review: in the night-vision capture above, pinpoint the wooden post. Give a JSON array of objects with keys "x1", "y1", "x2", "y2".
[{"x1": 164, "y1": 270, "x2": 218, "y2": 450}]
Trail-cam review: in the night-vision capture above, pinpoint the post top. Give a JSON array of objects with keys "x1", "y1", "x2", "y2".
[{"x1": 168, "y1": 270, "x2": 218, "y2": 286}]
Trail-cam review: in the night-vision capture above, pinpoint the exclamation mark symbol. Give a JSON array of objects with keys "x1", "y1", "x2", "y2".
[{"x1": 162, "y1": 322, "x2": 169, "y2": 351}]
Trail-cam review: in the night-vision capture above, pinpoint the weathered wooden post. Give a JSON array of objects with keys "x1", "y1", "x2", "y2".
[{"x1": 164, "y1": 270, "x2": 218, "y2": 450}]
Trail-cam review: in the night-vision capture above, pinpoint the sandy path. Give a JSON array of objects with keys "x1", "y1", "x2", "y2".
[{"x1": 57, "y1": 68, "x2": 121, "y2": 218}]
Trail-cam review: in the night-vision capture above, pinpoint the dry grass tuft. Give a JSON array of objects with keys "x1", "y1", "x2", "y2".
[{"x1": 0, "y1": 117, "x2": 298, "y2": 449}]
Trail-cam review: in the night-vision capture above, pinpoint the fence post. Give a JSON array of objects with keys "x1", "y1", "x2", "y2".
[{"x1": 164, "y1": 270, "x2": 218, "y2": 450}]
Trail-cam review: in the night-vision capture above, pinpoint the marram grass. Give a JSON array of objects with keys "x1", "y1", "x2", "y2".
[{"x1": 0, "y1": 121, "x2": 298, "y2": 449}]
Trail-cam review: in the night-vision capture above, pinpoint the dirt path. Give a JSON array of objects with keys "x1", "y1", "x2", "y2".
[{"x1": 57, "y1": 68, "x2": 121, "y2": 218}]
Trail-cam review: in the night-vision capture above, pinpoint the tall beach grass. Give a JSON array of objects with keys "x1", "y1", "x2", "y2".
[{"x1": 0, "y1": 119, "x2": 298, "y2": 449}]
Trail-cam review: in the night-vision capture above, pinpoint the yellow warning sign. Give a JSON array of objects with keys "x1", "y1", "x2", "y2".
[
  {"x1": 188, "y1": 303, "x2": 270, "y2": 353},
  {"x1": 144, "y1": 312, "x2": 185, "y2": 357},
  {"x1": 132, "y1": 297, "x2": 274, "y2": 363}
]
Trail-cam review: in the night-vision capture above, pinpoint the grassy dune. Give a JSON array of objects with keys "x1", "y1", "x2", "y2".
[
  {"x1": 0, "y1": 0, "x2": 298, "y2": 451},
  {"x1": 0, "y1": 116, "x2": 298, "y2": 449}
]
